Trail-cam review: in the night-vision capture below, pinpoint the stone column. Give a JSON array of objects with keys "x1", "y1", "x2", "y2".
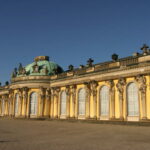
[
  {"x1": 26, "y1": 91, "x2": 30, "y2": 118},
  {"x1": 8, "y1": 90, "x2": 14, "y2": 117},
  {"x1": 65, "y1": 86, "x2": 71, "y2": 118},
  {"x1": 5, "y1": 95, "x2": 9, "y2": 116},
  {"x1": 19, "y1": 94, "x2": 23, "y2": 117},
  {"x1": 17, "y1": 88, "x2": 23, "y2": 117},
  {"x1": 70, "y1": 85, "x2": 76, "y2": 118},
  {"x1": 51, "y1": 87, "x2": 60, "y2": 118},
  {"x1": 90, "y1": 81, "x2": 98, "y2": 119},
  {"x1": 39, "y1": 87, "x2": 45, "y2": 117},
  {"x1": 84, "y1": 82, "x2": 91, "y2": 119},
  {"x1": 116, "y1": 78, "x2": 126, "y2": 120},
  {"x1": 8, "y1": 95, "x2": 11, "y2": 116},
  {"x1": 107, "y1": 80, "x2": 115, "y2": 119},
  {"x1": 50, "y1": 88, "x2": 54, "y2": 118},
  {"x1": 45, "y1": 88, "x2": 51, "y2": 118},
  {"x1": 22, "y1": 87, "x2": 28, "y2": 118},
  {"x1": 54, "y1": 87, "x2": 60, "y2": 118},
  {"x1": 2, "y1": 95, "x2": 6, "y2": 116},
  {"x1": 136, "y1": 75, "x2": 147, "y2": 119}
]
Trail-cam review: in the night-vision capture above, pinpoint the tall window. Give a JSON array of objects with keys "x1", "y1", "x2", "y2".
[
  {"x1": 60, "y1": 91, "x2": 67, "y2": 115},
  {"x1": 78, "y1": 88, "x2": 86, "y2": 116},
  {"x1": 30, "y1": 92, "x2": 38, "y2": 115},
  {"x1": 100, "y1": 86, "x2": 109, "y2": 116},
  {"x1": 127, "y1": 83, "x2": 139, "y2": 116},
  {"x1": 15, "y1": 94, "x2": 19, "y2": 115}
]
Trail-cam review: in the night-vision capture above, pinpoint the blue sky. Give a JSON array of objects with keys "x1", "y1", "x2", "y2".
[{"x1": 0, "y1": 0, "x2": 150, "y2": 84}]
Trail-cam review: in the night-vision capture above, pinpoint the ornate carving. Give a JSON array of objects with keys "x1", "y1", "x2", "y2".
[
  {"x1": 135, "y1": 75, "x2": 146, "y2": 93},
  {"x1": 116, "y1": 78, "x2": 126, "y2": 95},
  {"x1": 84, "y1": 82, "x2": 91, "y2": 95},
  {"x1": 32, "y1": 62, "x2": 39, "y2": 73},
  {"x1": 42, "y1": 66, "x2": 49, "y2": 75},
  {"x1": 22, "y1": 87, "x2": 29, "y2": 100},
  {"x1": 46, "y1": 88, "x2": 51, "y2": 99},
  {"x1": 39, "y1": 87, "x2": 45, "y2": 100},
  {"x1": 18, "y1": 63, "x2": 26, "y2": 76},
  {"x1": 87, "y1": 58, "x2": 94, "y2": 67},
  {"x1": 65, "y1": 85, "x2": 70, "y2": 96},
  {"x1": 51, "y1": 87, "x2": 60, "y2": 98},
  {"x1": 69, "y1": 85, "x2": 77, "y2": 104},
  {"x1": 11, "y1": 68, "x2": 17, "y2": 78},
  {"x1": 107, "y1": 80, "x2": 115, "y2": 92},
  {"x1": 90, "y1": 80, "x2": 98, "y2": 97},
  {"x1": 141, "y1": 44, "x2": 149, "y2": 55}
]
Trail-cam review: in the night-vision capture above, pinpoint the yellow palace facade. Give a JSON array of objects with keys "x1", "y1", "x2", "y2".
[{"x1": 0, "y1": 44, "x2": 150, "y2": 122}]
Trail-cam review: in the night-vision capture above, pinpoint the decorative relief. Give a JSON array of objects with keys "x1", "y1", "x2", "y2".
[
  {"x1": 90, "y1": 80, "x2": 98, "y2": 97},
  {"x1": 40, "y1": 87, "x2": 45, "y2": 100},
  {"x1": 135, "y1": 75, "x2": 146, "y2": 94},
  {"x1": 51, "y1": 87, "x2": 60, "y2": 98},
  {"x1": 84, "y1": 80, "x2": 98, "y2": 98},
  {"x1": 46, "y1": 88, "x2": 51, "y2": 99},
  {"x1": 116, "y1": 78, "x2": 126, "y2": 99},
  {"x1": 65, "y1": 85, "x2": 71, "y2": 96},
  {"x1": 84, "y1": 80, "x2": 98, "y2": 104},
  {"x1": 107, "y1": 80, "x2": 115, "y2": 92},
  {"x1": 84, "y1": 82, "x2": 91, "y2": 96},
  {"x1": 69, "y1": 85, "x2": 77, "y2": 104},
  {"x1": 22, "y1": 87, "x2": 29, "y2": 100}
]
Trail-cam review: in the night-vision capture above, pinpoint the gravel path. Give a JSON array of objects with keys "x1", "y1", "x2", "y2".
[{"x1": 0, "y1": 118, "x2": 150, "y2": 150}]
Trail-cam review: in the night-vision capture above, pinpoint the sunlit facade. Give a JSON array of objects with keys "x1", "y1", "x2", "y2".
[{"x1": 0, "y1": 44, "x2": 150, "y2": 122}]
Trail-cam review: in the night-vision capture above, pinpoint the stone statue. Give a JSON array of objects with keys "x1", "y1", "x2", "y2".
[
  {"x1": 42, "y1": 66, "x2": 48, "y2": 75},
  {"x1": 18, "y1": 63, "x2": 23, "y2": 75},
  {"x1": 135, "y1": 75, "x2": 146, "y2": 93},
  {"x1": 11, "y1": 68, "x2": 18, "y2": 78},
  {"x1": 32, "y1": 62, "x2": 39, "y2": 73},
  {"x1": 116, "y1": 78, "x2": 126, "y2": 95}
]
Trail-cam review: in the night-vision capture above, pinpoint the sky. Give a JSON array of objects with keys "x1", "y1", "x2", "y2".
[{"x1": 0, "y1": 0, "x2": 150, "y2": 84}]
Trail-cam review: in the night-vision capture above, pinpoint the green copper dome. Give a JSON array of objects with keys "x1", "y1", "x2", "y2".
[{"x1": 12, "y1": 56, "x2": 63, "y2": 77}]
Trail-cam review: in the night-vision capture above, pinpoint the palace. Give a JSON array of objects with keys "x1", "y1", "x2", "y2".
[{"x1": 1, "y1": 44, "x2": 150, "y2": 122}]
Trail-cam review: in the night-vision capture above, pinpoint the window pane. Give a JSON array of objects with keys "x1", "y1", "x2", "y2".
[
  {"x1": 100, "y1": 86, "x2": 109, "y2": 116},
  {"x1": 127, "y1": 83, "x2": 139, "y2": 116},
  {"x1": 78, "y1": 88, "x2": 86, "y2": 115},
  {"x1": 61, "y1": 91, "x2": 67, "y2": 115},
  {"x1": 30, "y1": 92, "x2": 38, "y2": 115}
]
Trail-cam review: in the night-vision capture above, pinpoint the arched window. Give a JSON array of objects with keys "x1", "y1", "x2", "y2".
[
  {"x1": 78, "y1": 88, "x2": 86, "y2": 116},
  {"x1": 15, "y1": 94, "x2": 19, "y2": 115},
  {"x1": 1, "y1": 100, "x2": 5, "y2": 115},
  {"x1": 60, "y1": 91, "x2": 67, "y2": 115},
  {"x1": 100, "y1": 86, "x2": 109, "y2": 116},
  {"x1": 127, "y1": 82, "x2": 139, "y2": 116},
  {"x1": 30, "y1": 92, "x2": 38, "y2": 115}
]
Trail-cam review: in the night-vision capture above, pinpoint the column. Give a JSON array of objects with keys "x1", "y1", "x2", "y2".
[
  {"x1": 116, "y1": 78, "x2": 126, "y2": 120},
  {"x1": 39, "y1": 87, "x2": 45, "y2": 117},
  {"x1": 54, "y1": 88, "x2": 60, "y2": 118},
  {"x1": 84, "y1": 82, "x2": 91, "y2": 119},
  {"x1": 22, "y1": 87, "x2": 28, "y2": 117},
  {"x1": 90, "y1": 81, "x2": 98, "y2": 119},
  {"x1": 70, "y1": 85, "x2": 76, "y2": 118},
  {"x1": 45, "y1": 88, "x2": 51, "y2": 118},
  {"x1": 26, "y1": 91, "x2": 30, "y2": 118},
  {"x1": 5, "y1": 96, "x2": 9, "y2": 116},
  {"x1": 66, "y1": 86, "x2": 70, "y2": 118},
  {"x1": 107, "y1": 80, "x2": 115, "y2": 119},
  {"x1": 51, "y1": 87, "x2": 60, "y2": 119},
  {"x1": 136, "y1": 75, "x2": 147, "y2": 119},
  {"x1": 50, "y1": 88, "x2": 54, "y2": 118},
  {"x1": 19, "y1": 94, "x2": 23, "y2": 117}
]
